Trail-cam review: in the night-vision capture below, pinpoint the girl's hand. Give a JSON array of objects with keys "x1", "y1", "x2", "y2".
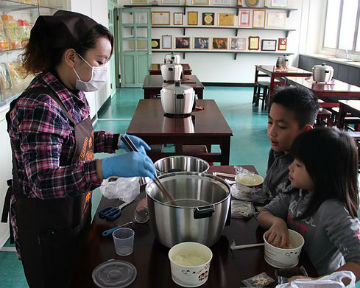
[{"x1": 264, "y1": 218, "x2": 289, "y2": 248}]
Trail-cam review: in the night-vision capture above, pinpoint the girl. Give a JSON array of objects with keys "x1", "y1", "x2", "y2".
[{"x1": 257, "y1": 127, "x2": 360, "y2": 280}]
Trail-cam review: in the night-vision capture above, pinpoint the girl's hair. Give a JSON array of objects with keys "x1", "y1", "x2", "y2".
[
  {"x1": 22, "y1": 24, "x2": 114, "y2": 75},
  {"x1": 290, "y1": 127, "x2": 358, "y2": 219}
]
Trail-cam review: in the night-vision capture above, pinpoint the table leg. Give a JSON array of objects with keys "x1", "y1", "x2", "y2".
[
  {"x1": 220, "y1": 138, "x2": 230, "y2": 165},
  {"x1": 337, "y1": 103, "x2": 346, "y2": 129},
  {"x1": 253, "y1": 66, "x2": 259, "y2": 103},
  {"x1": 269, "y1": 75, "x2": 276, "y2": 106},
  {"x1": 197, "y1": 89, "x2": 203, "y2": 100}
]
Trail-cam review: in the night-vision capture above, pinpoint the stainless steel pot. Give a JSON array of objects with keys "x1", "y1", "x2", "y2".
[
  {"x1": 160, "y1": 82, "x2": 195, "y2": 116},
  {"x1": 164, "y1": 53, "x2": 181, "y2": 64},
  {"x1": 312, "y1": 63, "x2": 334, "y2": 83},
  {"x1": 160, "y1": 63, "x2": 183, "y2": 82},
  {"x1": 154, "y1": 156, "x2": 210, "y2": 175},
  {"x1": 146, "y1": 172, "x2": 231, "y2": 248},
  {"x1": 276, "y1": 55, "x2": 288, "y2": 68}
]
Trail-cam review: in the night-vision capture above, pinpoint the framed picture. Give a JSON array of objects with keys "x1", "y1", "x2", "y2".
[
  {"x1": 188, "y1": 11, "x2": 198, "y2": 25},
  {"x1": 218, "y1": 13, "x2": 235, "y2": 26},
  {"x1": 252, "y1": 9, "x2": 265, "y2": 28},
  {"x1": 261, "y1": 39, "x2": 277, "y2": 51},
  {"x1": 162, "y1": 0, "x2": 180, "y2": 3},
  {"x1": 162, "y1": 35, "x2": 172, "y2": 49},
  {"x1": 248, "y1": 36, "x2": 259, "y2": 50},
  {"x1": 151, "y1": 39, "x2": 160, "y2": 49},
  {"x1": 237, "y1": 0, "x2": 242, "y2": 6},
  {"x1": 212, "y1": 0, "x2": 228, "y2": 5},
  {"x1": 175, "y1": 37, "x2": 191, "y2": 49},
  {"x1": 212, "y1": 37, "x2": 228, "y2": 49},
  {"x1": 152, "y1": 12, "x2": 170, "y2": 25},
  {"x1": 194, "y1": 37, "x2": 210, "y2": 49},
  {"x1": 230, "y1": 37, "x2": 247, "y2": 50},
  {"x1": 131, "y1": 0, "x2": 148, "y2": 4},
  {"x1": 192, "y1": 0, "x2": 209, "y2": 4},
  {"x1": 202, "y1": 12, "x2": 215, "y2": 25},
  {"x1": 239, "y1": 9, "x2": 251, "y2": 27},
  {"x1": 278, "y1": 37, "x2": 287, "y2": 50},
  {"x1": 269, "y1": 0, "x2": 287, "y2": 8},
  {"x1": 267, "y1": 11, "x2": 286, "y2": 28},
  {"x1": 173, "y1": 12, "x2": 183, "y2": 25}
]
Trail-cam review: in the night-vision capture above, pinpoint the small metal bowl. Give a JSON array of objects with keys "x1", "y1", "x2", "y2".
[{"x1": 154, "y1": 155, "x2": 210, "y2": 175}]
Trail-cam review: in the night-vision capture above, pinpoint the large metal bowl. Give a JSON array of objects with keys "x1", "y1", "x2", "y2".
[
  {"x1": 154, "y1": 156, "x2": 210, "y2": 175},
  {"x1": 146, "y1": 172, "x2": 230, "y2": 248}
]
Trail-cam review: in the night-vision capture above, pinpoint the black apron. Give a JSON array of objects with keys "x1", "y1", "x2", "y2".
[{"x1": 3, "y1": 87, "x2": 94, "y2": 288}]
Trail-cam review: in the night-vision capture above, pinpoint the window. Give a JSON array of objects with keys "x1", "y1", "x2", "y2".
[{"x1": 323, "y1": 0, "x2": 360, "y2": 56}]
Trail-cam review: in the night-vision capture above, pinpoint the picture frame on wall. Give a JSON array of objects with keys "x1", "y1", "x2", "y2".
[
  {"x1": 175, "y1": 37, "x2": 191, "y2": 49},
  {"x1": 267, "y1": 11, "x2": 286, "y2": 28},
  {"x1": 192, "y1": 0, "x2": 209, "y2": 4},
  {"x1": 202, "y1": 12, "x2": 215, "y2": 25},
  {"x1": 269, "y1": 0, "x2": 287, "y2": 8},
  {"x1": 237, "y1": 0, "x2": 242, "y2": 6},
  {"x1": 212, "y1": 37, "x2": 228, "y2": 49},
  {"x1": 194, "y1": 37, "x2": 210, "y2": 49},
  {"x1": 131, "y1": 0, "x2": 148, "y2": 4},
  {"x1": 151, "y1": 39, "x2": 160, "y2": 49},
  {"x1": 162, "y1": 35, "x2": 172, "y2": 49},
  {"x1": 248, "y1": 36, "x2": 259, "y2": 50},
  {"x1": 252, "y1": 9, "x2": 265, "y2": 28},
  {"x1": 278, "y1": 37, "x2": 287, "y2": 50},
  {"x1": 230, "y1": 37, "x2": 247, "y2": 50},
  {"x1": 212, "y1": 0, "x2": 228, "y2": 5},
  {"x1": 218, "y1": 13, "x2": 235, "y2": 26},
  {"x1": 239, "y1": 9, "x2": 251, "y2": 27},
  {"x1": 151, "y1": 12, "x2": 170, "y2": 25},
  {"x1": 173, "y1": 12, "x2": 183, "y2": 25},
  {"x1": 261, "y1": 39, "x2": 277, "y2": 51},
  {"x1": 188, "y1": 11, "x2": 198, "y2": 25}
]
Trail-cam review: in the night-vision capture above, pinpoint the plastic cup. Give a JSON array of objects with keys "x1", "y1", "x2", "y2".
[{"x1": 112, "y1": 227, "x2": 135, "y2": 256}]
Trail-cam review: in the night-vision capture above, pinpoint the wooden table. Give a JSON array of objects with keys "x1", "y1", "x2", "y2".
[
  {"x1": 70, "y1": 165, "x2": 316, "y2": 288},
  {"x1": 149, "y1": 63, "x2": 192, "y2": 75},
  {"x1": 143, "y1": 75, "x2": 204, "y2": 99},
  {"x1": 127, "y1": 99, "x2": 233, "y2": 165},
  {"x1": 337, "y1": 100, "x2": 360, "y2": 129},
  {"x1": 254, "y1": 65, "x2": 312, "y2": 103},
  {"x1": 286, "y1": 76, "x2": 360, "y2": 101}
]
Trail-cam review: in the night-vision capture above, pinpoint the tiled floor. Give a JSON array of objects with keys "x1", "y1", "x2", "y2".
[{"x1": 0, "y1": 86, "x2": 271, "y2": 287}]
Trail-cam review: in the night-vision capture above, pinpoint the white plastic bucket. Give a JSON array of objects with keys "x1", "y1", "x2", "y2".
[
  {"x1": 168, "y1": 242, "x2": 213, "y2": 287},
  {"x1": 264, "y1": 229, "x2": 304, "y2": 268}
]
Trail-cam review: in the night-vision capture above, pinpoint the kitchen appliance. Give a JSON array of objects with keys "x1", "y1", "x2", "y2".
[
  {"x1": 164, "y1": 53, "x2": 181, "y2": 65},
  {"x1": 312, "y1": 63, "x2": 334, "y2": 83},
  {"x1": 154, "y1": 156, "x2": 210, "y2": 175},
  {"x1": 146, "y1": 172, "x2": 231, "y2": 248},
  {"x1": 276, "y1": 55, "x2": 288, "y2": 68},
  {"x1": 160, "y1": 81, "x2": 195, "y2": 117},
  {"x1": 160, "y1": 63, "x2": 183, "y2": 82}
]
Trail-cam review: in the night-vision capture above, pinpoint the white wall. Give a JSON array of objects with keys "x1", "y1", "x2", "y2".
[{"x1": 119, "y1": 0, "x2": 303, "y2": 83}]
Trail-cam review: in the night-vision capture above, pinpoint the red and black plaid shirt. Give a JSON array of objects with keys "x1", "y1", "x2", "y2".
[{"x1": 7, "y1": 72, "x2": 117, "y2": 257}]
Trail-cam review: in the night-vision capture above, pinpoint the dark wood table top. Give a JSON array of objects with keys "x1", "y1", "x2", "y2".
[
  {"x1": 127, "y1": 99, "x2": 232, "y2": 137},
  {"x1": 142, "y1": 75, "x2": 204, "y2": 90},
  {"x1": 257, "y1": 65, "x2": 313, "y2": 77},
  {"x1": 339, "y1": 100, "x2": 360, "y2": 113},
  {"x1": 149, "y1": 63, "x2": 192, "y2": 75},
  {"x1": 70, "y1": 165, "x2": 316, "y2": 288},
  {"x1": 286, "y1": 77, "x2": 360, "y2": 99}
]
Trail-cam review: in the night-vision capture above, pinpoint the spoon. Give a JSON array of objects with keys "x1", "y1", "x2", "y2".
[
  {"x1": 102, "y1": 201, "x2": 149, "y2": 237},
  {"x1": 230, "y1": 240, "x2": 264, "y2": 250}
]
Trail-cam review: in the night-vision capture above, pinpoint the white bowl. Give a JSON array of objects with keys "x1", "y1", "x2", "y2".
[
  {"x1": 263, "y1": 229, "x2": 304, "y2": 268},
  {"x1": 235, "y1": 173, "x2": 264, "y2": 191},
  {"x1": 168, "y1": 242, "x2": 213, "y2": 287}
]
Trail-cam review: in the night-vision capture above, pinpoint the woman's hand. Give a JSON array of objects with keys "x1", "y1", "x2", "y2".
[
  {"x1": 264, "y1": 218, "x2": 289, "y2": 248},
  {"x1": 119, "y1": 134, "x2": 151, "y2": 155}
]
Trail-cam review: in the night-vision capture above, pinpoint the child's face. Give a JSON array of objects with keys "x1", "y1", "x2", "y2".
[
  {"x1": 267, "y1": 103, "x2": 304, "y2": 153},
  {"x1": 288, "y1": 158, "x2": 314, "y2": 191}
]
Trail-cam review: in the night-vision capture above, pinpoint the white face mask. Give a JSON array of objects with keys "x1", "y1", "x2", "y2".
[{"x1": 73, "y1": 54, "x2": 108, "y2": 92}]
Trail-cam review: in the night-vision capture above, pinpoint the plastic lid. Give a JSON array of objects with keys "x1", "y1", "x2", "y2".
[{"x1": 92, "y1": 259, "x2": 137, "y2": 288}]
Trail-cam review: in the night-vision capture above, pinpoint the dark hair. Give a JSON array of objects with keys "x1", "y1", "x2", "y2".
[
  {"x1": 272, "y1": 87, "x2": 319, "y2": 129},
  {"x1": 22, "y1": 23, "x2": 113, "y2": 75},
  {"x1": 290, "y1": 127, "x2": 358, "y2": 219}
]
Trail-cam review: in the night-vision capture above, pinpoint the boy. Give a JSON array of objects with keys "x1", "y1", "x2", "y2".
[{"x1": 262, "y1": 86, "x2": 319, "y2": 199}]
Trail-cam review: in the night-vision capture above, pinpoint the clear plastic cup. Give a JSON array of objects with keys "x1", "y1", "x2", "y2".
[{"x1": 112, "y1": 227, "x2": 135, "y2": 256}]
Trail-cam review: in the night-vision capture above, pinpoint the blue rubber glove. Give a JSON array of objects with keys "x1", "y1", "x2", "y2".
[
  {"x1": 119, "y1": 134, "x2": 151, "y2": 155},
  {"x1": 102, "y1": 152, "x2": 155, "y2": 179}
]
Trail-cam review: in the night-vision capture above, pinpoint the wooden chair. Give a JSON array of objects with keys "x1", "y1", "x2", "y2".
[{"x1": 253, "y1": 81, "x2": 270, "y2": 111}]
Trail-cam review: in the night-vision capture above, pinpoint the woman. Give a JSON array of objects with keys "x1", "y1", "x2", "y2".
[{"x1": 4, "y1": 10, "x2": 155, "y2": 288}]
